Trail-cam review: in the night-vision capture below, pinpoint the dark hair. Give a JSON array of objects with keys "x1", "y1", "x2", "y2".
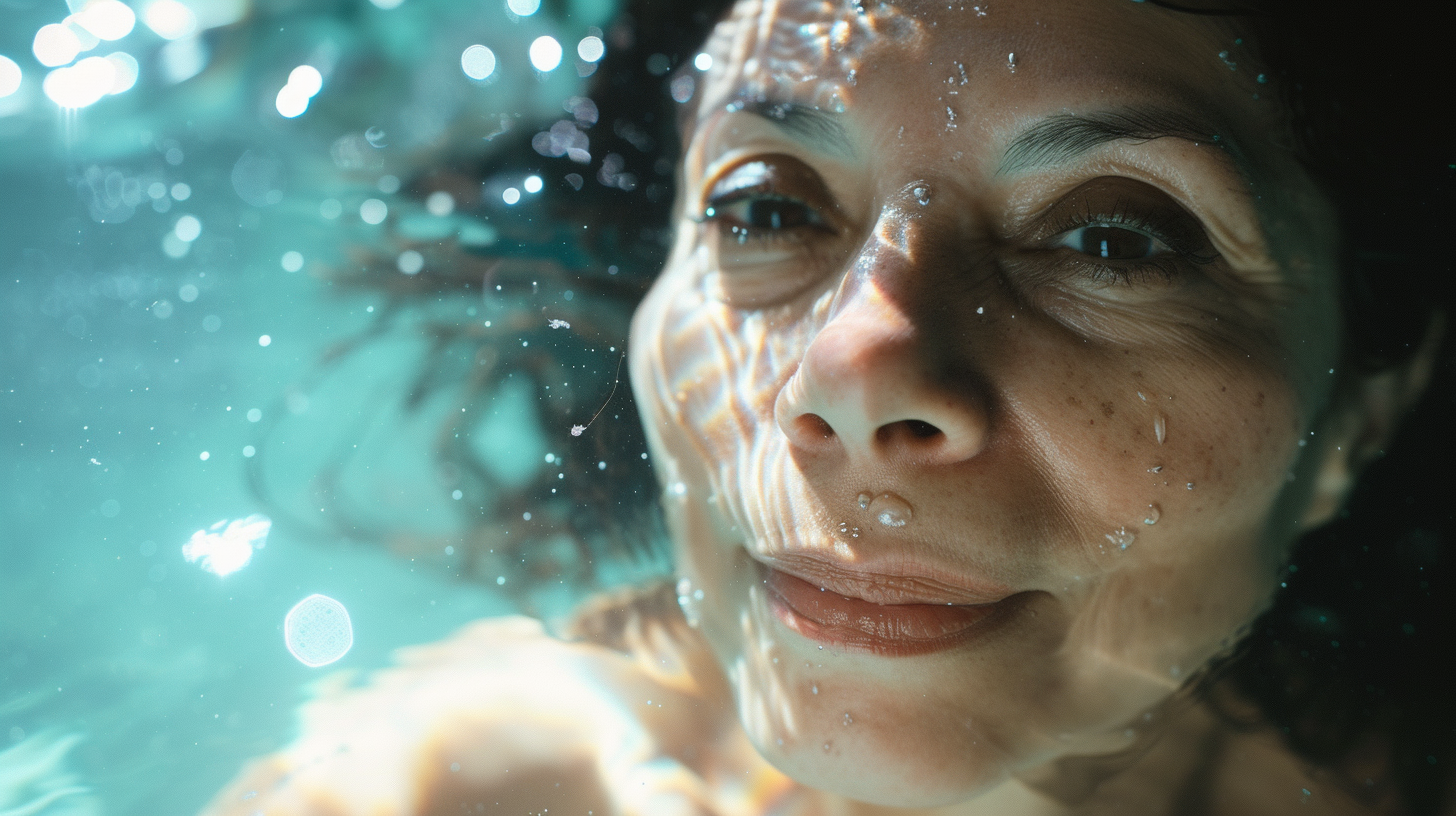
[{"x1": 262, "y1": 0, "x2": 1454, "y2": 811}]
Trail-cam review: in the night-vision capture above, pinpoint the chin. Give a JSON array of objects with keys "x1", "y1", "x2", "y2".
[{"x1": 752, "y1": 726, "x2": 1012, "y2": 809}]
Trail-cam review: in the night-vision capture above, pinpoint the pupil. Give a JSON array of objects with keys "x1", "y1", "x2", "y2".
[
  {"x1": 1082, "y1": 226, "x2": 1151, "y2": 260},
  {"x1": 749, "y1": 200, "x2": 805, "y2": 230}
]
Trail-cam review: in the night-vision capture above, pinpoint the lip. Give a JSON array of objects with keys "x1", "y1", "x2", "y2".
[{"x1": 756, "y1": 557, "x2": 1021, "y2": 657}]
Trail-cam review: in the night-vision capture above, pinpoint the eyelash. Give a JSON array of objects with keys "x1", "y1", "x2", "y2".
[
  {"x1": 695, "y1": 169, "x2": 1218, "y2": 289},
  {"x1": 1043, "y1": 199, "x2": 1218, "y2": 285},
  {"x1": 695, "y1": 193, "x2": 830, "y2": 247}
]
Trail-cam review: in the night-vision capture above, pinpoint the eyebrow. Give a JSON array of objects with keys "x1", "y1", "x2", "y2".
[
  {"x1": 996, "y1": 108, "x2": 1247, "y2": 177},
  {"x1": 734, "y1": 100, "x2": 856, "y2": 158}
]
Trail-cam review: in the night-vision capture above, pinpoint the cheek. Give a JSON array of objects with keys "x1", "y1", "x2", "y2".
[{"x1": 997, "y1": 317, "x2": 1305, "y2": 688}]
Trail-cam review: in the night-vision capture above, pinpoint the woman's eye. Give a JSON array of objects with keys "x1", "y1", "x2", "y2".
[
  {"x1": 697, "y1": 155, "x2": 840, "y2": 243},
  {"x1": 706, "y1": 195, "x2": 823, "y2": 234},
  {"x1": 1054, "y1": 224, "x2": 1169, "y2": 261}
]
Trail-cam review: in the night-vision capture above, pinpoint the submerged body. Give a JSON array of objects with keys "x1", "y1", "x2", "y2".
[{"x1": 201, "y1": 586, "x2": 1381, "y2": 815}]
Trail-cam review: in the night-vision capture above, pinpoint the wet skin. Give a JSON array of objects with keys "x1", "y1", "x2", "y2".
[{"x1": 629, "y1": 0, "x2": 1383, "y2": 809}]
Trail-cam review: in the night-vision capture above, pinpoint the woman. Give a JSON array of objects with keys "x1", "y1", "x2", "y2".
[{"x1": 207, "y1": 0, "x2": 1454, "y2": 813}]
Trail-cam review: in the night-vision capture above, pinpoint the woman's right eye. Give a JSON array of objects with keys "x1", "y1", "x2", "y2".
[
  {"x1": 697, "y1": 156, "x2": 839, "y2": 244},
  {"x1": 704, "y1": 194, "x2": 824, "y2": 237}
]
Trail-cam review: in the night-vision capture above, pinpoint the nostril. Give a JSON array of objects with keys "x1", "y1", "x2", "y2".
[
  {"x1": 795, "y1": 414, "x2": 837, "y2": 442},
  {"x1": 876, "y1": 419, "x2": 944, "y2": 448},
  {"x1": 903, "y1": 419, "x2": 940, "y2": 439}
]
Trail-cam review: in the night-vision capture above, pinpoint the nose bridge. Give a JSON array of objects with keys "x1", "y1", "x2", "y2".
[{"x1": 775, "y1": 203, "x2": 989, "y2": 467}]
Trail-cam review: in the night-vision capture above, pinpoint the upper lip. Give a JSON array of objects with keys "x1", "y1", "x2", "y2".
[{"x1": 752, "y1": 550, "x2": 1016, "y2": 606}]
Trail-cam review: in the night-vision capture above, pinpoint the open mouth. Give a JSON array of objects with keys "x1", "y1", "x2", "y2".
[{"x1": 760, "y1": 565, "x2": 1020, "y2": 657}]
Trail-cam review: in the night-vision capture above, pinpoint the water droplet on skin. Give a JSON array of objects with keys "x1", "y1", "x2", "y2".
[
  {"x1": 868, "y1": 492, "x2": 912, "y2": 528},
  {"x1": 1105, "y1": 527, "x2": 1136, "y2": 550},
  {"x1": 1218, "y1": 50, "x2": 1237, "y2": 70},
  {"x1": 811, "y1": 684, "x2": 819, "y2": 695},
  {"x1": 1137, "y1": 391, "x2": 1147, "y2": 404},
  {"x1": 976, "y1": 306, "x2": 984, "y2": 315},
  {"x1": 912, "y1": 185, "x2": 931, "y2": 206},
  {"x1": 843, "y1": 712, "x2": 853, "y2": 725},
  {"x1": 828, "y1": 92, "x2": 846, "y2": 113},
  {"x1": 1148, "y1": 465, "x2": 1163, "y2": 473},
  {"x1": 1154, "y1": 414, "x2": 1167, "y2": 444},
  {"x1": 823, "y1": 742, "x2": 832, "y2": 753},
  {"x1": 857, "y1": 492, "x2": 871, "y2": 509},
  {"x1": 1007, "y1": 52, "x2": 1017, "y2": 72},
  {"x1": 1143, "y1": 504, "x2": 1161, "y2": 525},
  {"x1": 1186, "y1": 482, "x2": 1195, "y2": 490}
]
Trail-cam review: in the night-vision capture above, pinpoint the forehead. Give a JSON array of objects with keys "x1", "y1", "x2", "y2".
[{"x1": 695, "y1": 0, "x2": 1261, "y2": 129}]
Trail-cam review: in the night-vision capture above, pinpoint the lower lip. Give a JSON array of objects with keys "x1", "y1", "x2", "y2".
[{"x1": 762, "y1": 568, "x2": 1012, "y2": 657}]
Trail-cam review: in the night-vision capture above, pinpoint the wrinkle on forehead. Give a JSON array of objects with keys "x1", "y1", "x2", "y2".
[{"x1": 699, "y1": 0, "x2": 926, "y2": 115}]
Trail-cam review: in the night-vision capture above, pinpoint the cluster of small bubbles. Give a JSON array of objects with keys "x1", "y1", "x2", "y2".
[
  {"x1": 281, "y1": 251, "x2": 304, "y2": 272},
  {"x1": 396, "y1": 250, "x2": 424, "y2": 275},
  {"x1": 461, "y1": 44, "x2": 497, "y2": 81},
  {"x1": 1143, "y1": 504, "x2": 1161, "y2": 525},
  {"x1": 1105, "y1": 526, "x2": 1136, "y2": 550}
]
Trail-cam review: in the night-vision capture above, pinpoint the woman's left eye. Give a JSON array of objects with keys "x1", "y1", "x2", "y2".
[{"x1": 1053, "y1": 224, "x2": 1170, "y2": 261}]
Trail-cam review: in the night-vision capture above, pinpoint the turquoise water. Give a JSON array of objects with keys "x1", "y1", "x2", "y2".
[{"x1": 0, "y1": 1, "x2": 619, "y2": 811}]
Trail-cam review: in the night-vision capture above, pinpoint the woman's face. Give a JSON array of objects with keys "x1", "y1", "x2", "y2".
[{"x1": 630, "y1": 0, "x2": 1351, "y2": 806}]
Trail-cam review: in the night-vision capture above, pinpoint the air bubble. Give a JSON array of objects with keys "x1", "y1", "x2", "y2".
[
  {"x1": 1105, "y1": 526, "x2": 1135, "y2": 550},
  {"x1": 912, "y1": 185, "x2": 930, "y2": 206},
  {"x1": 867, "y1": 492, "x2": 912, "y2": 528},
  {"x1": 1143, "y1": 504, "x2": 1161, "y2": 525},
  {"x1": 283, "y1": 594, "x2": 353, "y2": 667}
]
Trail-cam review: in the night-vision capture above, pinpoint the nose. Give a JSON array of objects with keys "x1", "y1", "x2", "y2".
[{"x1": 774, "y1": 281, "x2": 989, "y2": 467}]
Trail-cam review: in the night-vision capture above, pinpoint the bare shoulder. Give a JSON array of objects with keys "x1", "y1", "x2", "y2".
[{"x1": 199, "y1": 584, "x2": 749, "y2": 816}]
